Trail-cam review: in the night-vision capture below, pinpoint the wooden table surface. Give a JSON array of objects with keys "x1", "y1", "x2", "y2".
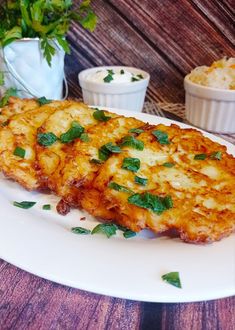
[{"x1": 1, "y1": 1, "x2": 235, "y2": 329}]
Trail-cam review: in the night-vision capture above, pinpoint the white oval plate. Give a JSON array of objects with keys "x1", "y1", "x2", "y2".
[{"x1": 0, "y1": 108, "x2": 234, "y2": 303}]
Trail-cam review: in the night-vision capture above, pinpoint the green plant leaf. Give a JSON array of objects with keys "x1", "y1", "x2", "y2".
[
  {"x1": 40, "y1": 37, "x2": 56, "y2": 66},
  {"x1": 91, "y1": 223, "x2": 118, "y2": 238},
  {"x1": 13, "y1": 201, "x2": 36, "y2": 209},
  {"x1": 152, "y1": 130, "x2": 170, "y2": 145},
  {"x1": 13, "y1": 146, "x2": 26, "y2": 158},
  {"x1": 0, "y1": 88, "x2": 18, "y2": 107},
  {"x1": 108, "y1": 181, "x2": 134, "y2": 194},
  {"x1": 122, "y1": 157, "x2": 140, "y2": 172},
  {"x1": 2, "y1": 26, "x2": 22, "y2": 47},
  {"x1": 60, "y1": 121, "x2": 85, "y2": 143},
  {"x1": 128, "y1": 192, "x2": 173, "y2": 214},
  {"x1": 37, "y1": 132, "x2": 58, "y2": 146},
  {"x1": 120, "y1": 135, "x2": 144, "y2": 150},
  {"x1": 93, "y1": 109, "x2": 111, "y2": 122},
  {"x1": 162, "y1": 272, "x2": 182, "y2": 288},
  {"x1": 37, "y1": 96, "x2": 52, "y2": 105},
  {"x1": 0, "y1": 72, "x2": 5, "y2": 86},
  {"x1": 72, "y1": 226, "x2": 91, "y2": 235}
]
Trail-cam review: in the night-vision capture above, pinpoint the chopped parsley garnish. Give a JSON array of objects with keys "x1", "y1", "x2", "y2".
[
  {"x1": 117, "y1": 225, "x2": 137, "y2": 239},
  {"x1": 122, "y1": 157, "x2": 140, "y2": 172},
  {"x1": 90, "y1": 158, "x2": 103, "y2": 164},
  {"x1": 123, "y1": 230, "x2": 137, "y2": 239},
  {"x1": 13, "y1": 201, "x2": 36, "y2": 209},
  {"x1": 162, "y1": 272, "x2": 182, "y2": 288},
  {"x1": 152, "y1": 130, "x2": 170, "y2": 145},
  {"x1": 13, "y1": 146, "x2": 25, "y2": 158},
  {"x1": 98, "y1": 142, "x2": 121, "y2": 161},
  {"x1": 120, "y1": 135, "x2": 144, "y2": 150},
  {"x1": 128, "y1": 192, "x2": 173, "y2": 214},
  {"x1": 210, "y1": 151, "x2": 222, "y2": 160},
  {"x1": 42, "y1": 204, "x2": 51, "y2": 210},
  {"x1": 131, "y1": 77, "x2": 139, "y2": 82},
  {"x1": 93, "y1": 109, "x2": 111, "y2": 122},
  {"x1": 194, "y1": 154, "x2": 207, "y2": 160},
  {"x1": 91, "y1": 223, "x2": 118, "y2": 238},
  {"x1": 103, "y1": 70, "x2": 114, "y2": 83},
  {"x1": 129, "y1": 128, "x2": 144, "y2": 134},
  {"x1": 37, "y1": 132, "x2": 58, "y2": 146},
  {"x1": 60, "y1": 121, "x2": 84, "y2": 143},
  {"x1": 71, "y1": 227, "x2": 91, "y2": 235},
  {"x1": 162, "y1": 162, "x2": 175, "y2": 168},
  {"x1": 108, "y1": 181, "x2": 134, "y2": 194},
  {"x1": 37, "y1": 97, "x2": 52, "y2": 106},
  {"x1": 134, "y1": 176, "x2": 148, "y2": 186},
  {"x1": 80, "y1": 133, "x2": 90, "y2": 142},
  {"x1": 120, "y1": 69, "x2": 125, "y2": 74},
  {"x1": 137, "y1": 74, "x2": 144, "y2": 79}
]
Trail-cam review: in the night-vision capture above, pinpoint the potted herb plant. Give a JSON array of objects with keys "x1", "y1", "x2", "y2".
[{"x1": 0, "y1": 0, "x2": 97, "y2": 101}]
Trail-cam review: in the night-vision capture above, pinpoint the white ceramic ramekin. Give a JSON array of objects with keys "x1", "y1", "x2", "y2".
[
  {"x1": 184, "y1": 75, "x2": 235, "y2": 133},
  {"x1": 78, "y1": 66, "x2": 150, "y2": 112}
]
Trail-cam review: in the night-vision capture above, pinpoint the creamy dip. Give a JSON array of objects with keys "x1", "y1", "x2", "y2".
[{"x1": 86, "y1": 68, "x2": 144, "y2": 84}]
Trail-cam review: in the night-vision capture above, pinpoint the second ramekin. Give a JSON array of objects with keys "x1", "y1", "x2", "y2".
[
  {"x1": 78, "y1": 66, "x2": 150, "y2": 112},
  {"x1": 184, "y1": 75, "x2": 235, "y2": 133}
]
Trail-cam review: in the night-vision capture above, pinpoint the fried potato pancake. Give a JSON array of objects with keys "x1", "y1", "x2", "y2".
[
  {"x1": 52, "y1": 116, "x2": 143, "y2": 205},
  {"x1": 0, "y1": 97, "x2": 39, "y2": 126},
  {"x1": 36, "y1": 103, "x2": 118, "y2": 189},
  {"x1": 0, "y1": 100, "x2": 71, "y2": 190},
  {"x1": 80, "y1": 124, "x2": 235, "y2": 243}
]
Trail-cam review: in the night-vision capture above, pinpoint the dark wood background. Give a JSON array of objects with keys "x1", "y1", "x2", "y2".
[
  {"x1": 1, "y1": 1, "x2": 235, "y2": 329},
  {"x1": 67, "y1": 0, "x2": 235, "y2": 103}
]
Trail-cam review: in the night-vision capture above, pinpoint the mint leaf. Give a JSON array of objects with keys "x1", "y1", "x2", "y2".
[
  {"x1": 60, "y1": 121, "x2": 84, "y2": 143},
  {"x1": 120, "y1": 135, "x2": 144, "y2": 150},
  {"x1": 13, "y1": 201, "x2": 36, "y2": 209},
  {"x1": 37, "y1": 132, "x2": 58, "y2": 146},
  {"x1": 123, "y1": 230, "x2": 137, "y2": 239},
  {"x1": 103, "y1": 73, "x2": 113, "y2": 83},
  {"x1": 128, "y1": 192, "x2": 173, "y2": 214},
  {"x1": 91, "y1": 223, "x2": 118, "y2": 238},
  {"x1": 152, "y1": 130, "x2": 170, "y2": 145},
  {"x1": 122, "y1": 157, "x2": 140, "y2": 172},
  {"x1": 162, "y1": 272, "x2": 182, "y2": 288},
  {"x1": 42, "y1": 204, "x2": 51, "y2": 210}
]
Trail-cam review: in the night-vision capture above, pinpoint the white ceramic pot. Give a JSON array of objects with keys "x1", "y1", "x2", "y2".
[
  {"x1": 184, "y1": 75, "x2": 235, "y2": 133},
  {"x1": 0, "y1": 38, "x2": 65, "y2": 100}
]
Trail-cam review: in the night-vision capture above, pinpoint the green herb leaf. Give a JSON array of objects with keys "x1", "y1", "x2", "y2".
[
  {"x1": 103, "y1": 73, "x2": 113, "y2": 83},
  {"x1": 123, "y1": 230, "x2": 137, "y2": 239},
  {"x1": 41, "y1": 38, "x2": 56, "y2": 67},
  {"x1": 120, "y1": 69, "x2": 125, "y2": 74},
  {"x1": 90, "y1": 158, "x2": 103, "y2": 164},
  {"x1": 60, "y1": 121, "x2": 85, "y2": 143},
  {"x1": 137, "y1": 74, "x2": 144, "y2": 79},
  {"x1": 37, "y1": 132, "x2": 58, "y2": 146},
  {"x1": 13, "y1": 201, "x2": 36, "y2": 209},
  {"x1": 91, "y1": 223, "x2": 118, "y2": 238},
  {"x1": 56, "y1": 36, "x2": 71, "y2": 54},
  {"x1": 162, "y1": 272, "x2": 182, "y2": 288},
  {"x1": 129, "y1": 128, "x2": 144, "y2": 134},
  {"x1": 93, "y1": 109, "x2": 111, "y2": 122},
  {"x1": 108, "y1": 181, "x2": 134, "y2": 194},
  {"x1": 42, "y1": 204, "x2": 51, "y2": 210},
  {"x1": 37, "y1": 97, "x2": 52, "y2": 106},
  {"x1": 13, "y1": 146, "x2": 26, "y2": 158},
  {"x1": 210, "y1": 151, "x2": 222, "y2": 160},
  {"x1": 194, "y1": 154, "x2": 207, "y2": 160},
  {"x1": 120, "y1": 135, "x2": 144, "y2": 150},
  {"x1": 2, "y1": 26, "x2": 22, "y2": 47},
  {"x1": 80, "y1": 133, "x2": 90, "y2": 142},
  {"x1": 122, "y1": 157, "x2": 140, "y2": 172},
  {"x1": 71, "y1": 226, "x2": 91, "y2": 235},
  {"x1": 162, "y1": 162, "x2": 175, "y2": 168},
  {"x1": 134, "y1": 176, "x2": 148, "y2": 186},
  {"x1": 0, "y1": 88, "x2": 18, "y2": 107},
  {"x1": 131, "y1": 77, "x2": 139, "y2": 82},
  {"x1": 98, "y1": 142, "x2": 122, "y2": 161},
  {"x1": 128, "y1": 192, "x2": 173, "y2": 214},
  {"x1": 152, "y1": 130, "x2": 170, "y2": 145}
]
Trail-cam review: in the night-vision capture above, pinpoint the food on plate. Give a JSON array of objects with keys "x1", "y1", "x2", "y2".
[
  {"x1": 0, "y1": 98, "x2": 234, "y2": 244},
  {"x1": 187, "y1": 57, "x2": 235, "y2": 90}
]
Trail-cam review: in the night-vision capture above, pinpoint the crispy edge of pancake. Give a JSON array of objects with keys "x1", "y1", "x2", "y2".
[
  {"x1": 79, "y1": 124, "x2": 235, "y2": 243},
  {"x1": 0, "y1": 100, "x2": 72, "y2": 190}
]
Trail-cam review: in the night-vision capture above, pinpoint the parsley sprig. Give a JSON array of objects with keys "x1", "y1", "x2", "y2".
[{"x1": 0, "y1": 1, "x2": 97, "y2": 66}]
